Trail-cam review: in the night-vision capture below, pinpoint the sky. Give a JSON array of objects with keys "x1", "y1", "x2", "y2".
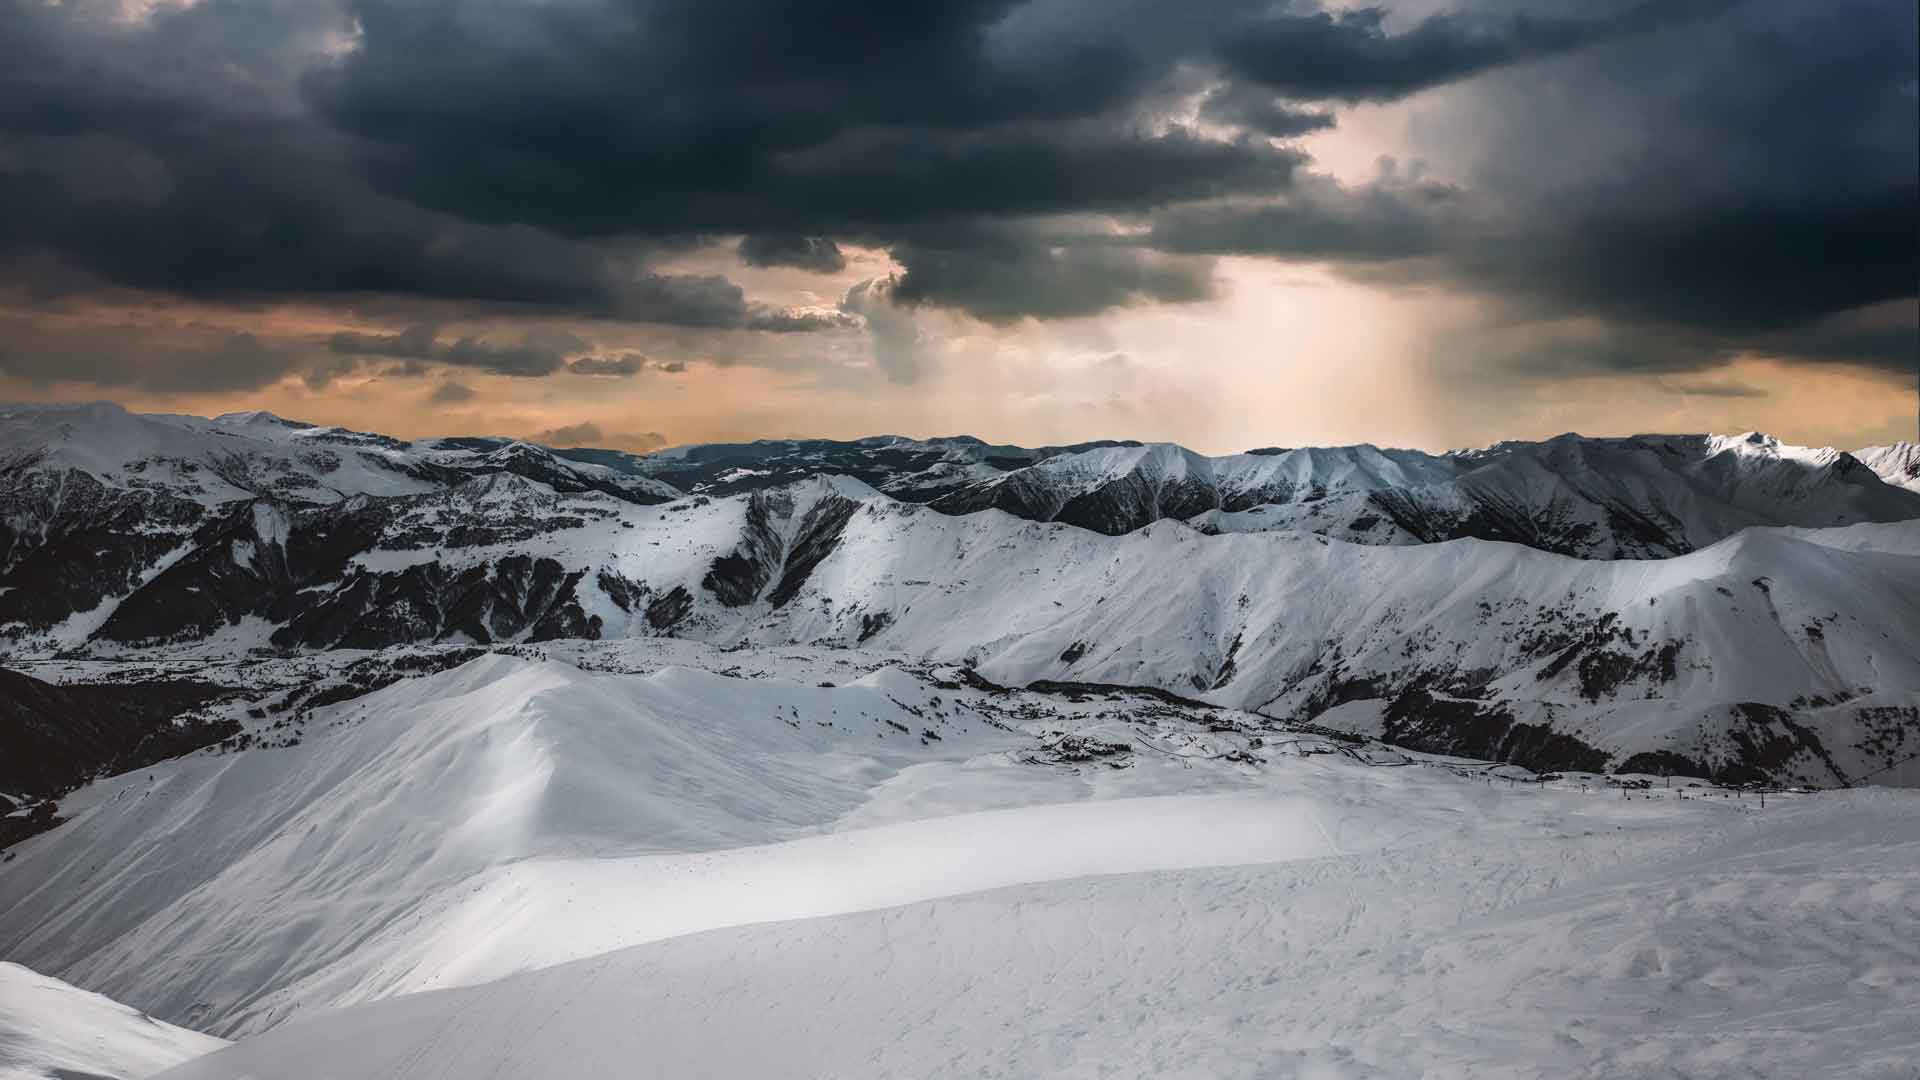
[{"x1": 0, "y1": 0, "x2": 1914, "y2": 454}]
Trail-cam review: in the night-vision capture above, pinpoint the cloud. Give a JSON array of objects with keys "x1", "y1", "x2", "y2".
[
  {"x1": 1656, "y1": 377, "x2": 1769, "y2": 399},
  {"x1": 1148, "y1": 0, "x2": 1920, "y2": 374},
  {"x1": 568, "y1": 353, "x2": 647, "y2": 377},
  {"x1": 441, "y1": 331, "x2": 586, "y2": 377},
  {"x1": 428, "y1": 379, "x2": 477, "y2": 403},
  {"x1": 1197, "y1": 87, "x2": 1337, "y2": 138},
  {"x1": 737, "y1": 235, "x2": 847, "y2": 274},
  {"x1": 531, "y1": 421, "x2": 668, "y2": 452},
  {"x1": 1212, "y1": 0, "x2": 1740, "y2": 104},
  {"x1": 888, "y1": 223, "x2": 1216, "y2": 325},
  {"x1": 531, "y1": 422, "x2": 606, "y2": 447},
  {"x1": 0, "y1": 319, "x2": 311, "y2": 392},
  {"x1": 1391, "y1": 0, "x2": 1918, "y2": 373},
  {"x1": 744, "y1": 307, "x2": 862, "y2": 333},
  {"x1": 1150, "y1": 165, "x2": 1464, "y2": 262},
  {"x1": 0, "y1": 0, "x2": 1908, "y2": 376},
  {"x1": 841, "y1": 278, "x2": 930, "y2": 384},
  {"x1": 330, "y1": 324, "x2": 440, "y2": 359},
  {"x1": 564, "y1": 352, "x2": 693, "y2": 376}
]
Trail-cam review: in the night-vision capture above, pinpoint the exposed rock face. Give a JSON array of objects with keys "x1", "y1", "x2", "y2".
[
  {"x1": 1382, "y1": 689, "x2": 1613, "y2": 774},
  {"x1": 0, "y1": 668, "x2": 235, "y2": 800},
  {"x1": 0, "y1": 466, "x2": 207, "y2": 637}
]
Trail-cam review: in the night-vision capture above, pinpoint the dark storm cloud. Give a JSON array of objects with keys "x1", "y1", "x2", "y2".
[
  {"x1": 1454, "y1": 0, "x2": 1918, "y2": 372},
  {"x1": 1, "y1": 0, "x2": 1909, "y2": 373},
  {"x1": 888, "y1": 225, "x2": 1217, "y2": 325},
  {"x1": 738, "y1": 236, "x2": 848, "y2": 274},
  {"x1": 0, "y1": 319, "x2": 310, "y2": 393},
  {"x1": 5, "y1": 0, "x2": 1666, "y2": 325},
  {"x1": 1211, "y1": 0, "x2": 1740, "y2": 103},
  {"x1": 335, "y1": 325, "x2": 595, "y2": 377},
  {"x1": 0, "y1": 0, "x2": 852, "y2": 333},
  {"x1": 1153, "y1": 0, "x2": 1919, "y2": 373},
  {"x1": 1197, "y1": 87, "x2": 1337, "y2": 139},
  {"x1": 1151, "y1": 167, "x2": 1465, "y2": 262},
  {"x1": 440, "y1": 336, "x2": 573, "y2": 378}
]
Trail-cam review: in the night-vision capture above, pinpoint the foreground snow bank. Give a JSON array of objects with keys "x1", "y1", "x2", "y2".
[
  {"x1": 159, "y1": 789, "x2": 1920, "y2": 1080},
  {"x1": 363, "y1": 793, "x2": 1342, "y2": 996},
  {"x1": 0, "y1": 655, "x2": 1032, "y2": 1035},
  {"x1": 0, "y1": 963, "x2": 224, "y2": 1080}
]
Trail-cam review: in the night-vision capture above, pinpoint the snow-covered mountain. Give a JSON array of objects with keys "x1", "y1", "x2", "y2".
[
  {"x1": 3, "y1": 404, "x2": 1917, "y2": 784},
  {"x1": 3, "y1": 404, "x2": 1915, "y2": 651},
  {"x1": 1858, "y1": 441, "x2": 1920, "y2": 493},
  {"x1": 1, "y1": 649, "x2": 1912, "y2": 1078},
  {"x1": 2, "y1": 405, "x2": 1915, "y2": 1076}
]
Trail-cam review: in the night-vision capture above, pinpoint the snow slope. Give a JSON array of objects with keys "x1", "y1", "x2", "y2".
[
  {"x1": 0, "y1": 962, "x2": 225, "y2": 1080},
  {"x1": 1858, "y1": 441, "x2": 1920, "y2": 493},
  {"x1": 160, "y1": 783, "x2": 1920, "y2": 1080},
  {"x1": 6, "y1": 650, "x2": 1914, "y2": 1079},
  {"x1": 0, "y1": 652, "x2": 1316, "y2": 1035}
]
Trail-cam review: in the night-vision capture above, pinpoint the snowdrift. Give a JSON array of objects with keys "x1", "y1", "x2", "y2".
[
  {"x1": 0, "y1": 962, "x2": 224, "y2": 1080},
  {"x1": 158, "y1": 786, "x2": 1920, "y2": 1080}
]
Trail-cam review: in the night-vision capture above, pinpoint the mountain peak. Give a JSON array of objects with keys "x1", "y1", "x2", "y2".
[{"x1": 212, "y1": 410, "x2": 311, "y2": 430}]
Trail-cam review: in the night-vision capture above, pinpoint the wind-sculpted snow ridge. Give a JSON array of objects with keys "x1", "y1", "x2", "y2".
[
  {"x1": 155, "y1": 786, "x2": 1920, "y2": 1080},
  {"x1": 0, "y1": 962, "x2": 226, "y2": 1080},
  {"x1": 0, "y1": 650, "x2": 1365, "y2": 1036}
]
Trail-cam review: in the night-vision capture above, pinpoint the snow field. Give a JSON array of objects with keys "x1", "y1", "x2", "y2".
[
  {"x1": 158, "y1": 786, "x2": 1920, "y2": 1080},
  {"x1": 0, "y1": 963, "x2": 225, "y2": 1080}
]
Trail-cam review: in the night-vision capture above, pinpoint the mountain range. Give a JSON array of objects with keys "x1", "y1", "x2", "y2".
[
  {"x1": 2, "y1": 402, "x2": 1917, "y2": 1078},
  {"x1": 2, "y1": 402, "x2": 1917, "y2": 785}
]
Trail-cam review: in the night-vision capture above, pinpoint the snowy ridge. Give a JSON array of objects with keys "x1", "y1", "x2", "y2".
[
  {"x1": 0, "y1": 401, "x2": 682, "y2": 507},
  {"x1": 1, "y1": 409, "x2": 1914, "y2": 782},
  {"x1": 60, "y1": 466, "x2": 1900, "y2": 784},
  {"x1": 0, "y1": 649, "x2": 1911, "y2": 1079},
  {"x1": 0, "y1": 961, "x2": 225, "y2": 1080},
  {"x1": 1857, "y1": 441, "x2": 1920, "y2": 493},
  {"x1": 0, "y1": 653, "x2": 1308, "y2": 1036},
  {"x1": 156, "y1": 785, "x2": 1920, "y2": 1080},
  {"x1": 4, "y1": 405, "x2": 1915, "y2": 660}
]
